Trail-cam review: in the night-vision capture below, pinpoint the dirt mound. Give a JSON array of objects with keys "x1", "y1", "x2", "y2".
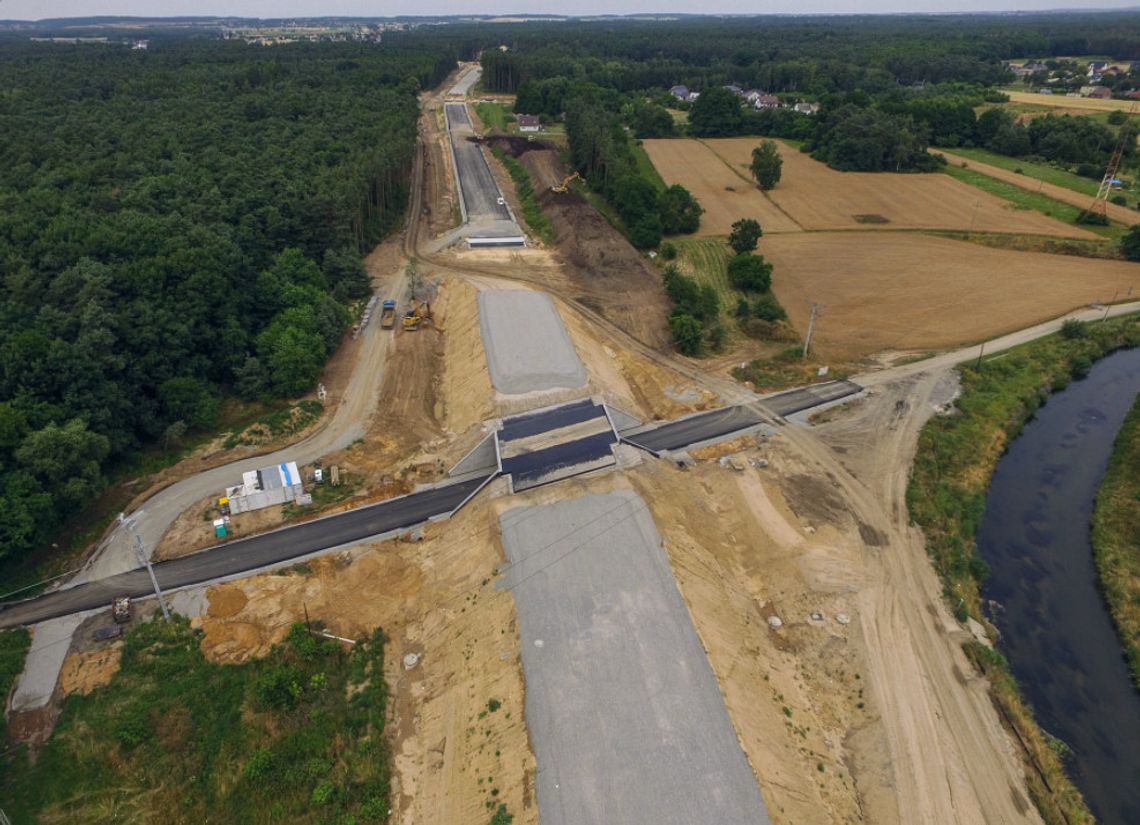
[
  {"x1": 480, "y1": 134, "x2": 558, "y2": 158},
  {"x1": 517, "y1": 149, "x2": 670, "y2": 350}
]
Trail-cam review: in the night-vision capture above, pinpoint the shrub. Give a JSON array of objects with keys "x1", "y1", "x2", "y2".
[
  {"x1": 1121, "y1": 224, "x2": 1140, "y2": 261},
  {"x1": 750, "y1": 293, "x2": 787, "y2": 322},
  {"x1": 727, "y1": 254, "x2": 774, "y2": 292},
  {"x1": 254, "y1": 661, "x2": 305, "y2": 711},
  {"x1": 669, "y1": 313, "x2": 705, "y2": 356},
  {"x1": 1112, "y1": 195, "x2": 1128, "y2": 207},
  {"x1": 1061, "y1": 319, "x2": 1089, "y2": 339},
  {"x1": 659, "y1": 241, "x2": 678, "y2": 260},
  {"x1": 1070, "y1": 354, "x2": 1093, "y2": 378},
  {"x1": 1076, "y1": 209, "x2": 1109, "y2": 226}
]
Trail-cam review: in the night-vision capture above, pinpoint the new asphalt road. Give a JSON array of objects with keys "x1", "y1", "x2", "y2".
[
  {"x1": 444, "y1": 102, "x2": 513, "y2": 224},
  {"x1": 0, "y1": 476, "x2": 490, "y2": 629}
]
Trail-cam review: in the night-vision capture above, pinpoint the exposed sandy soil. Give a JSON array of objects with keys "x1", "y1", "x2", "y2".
[
  {"x1": 489, "y1": 139, "x2": 673, "y2": 350},
  {"x1": 643, "y1": 138, "x2": 803, "y2": 235},
  {"x1": 1004, "y1": 89, "x2": 1135, "y2": 113},
  {"x1": 763, "y1": 231, "x2": 1140, "y2": 359},
  {"x1": 58, "y1": 644, "x2": 122, "y2": 696},
  {"x1": 701, "y1": 138, "x2": 1097, "y2": 238},
  {"x1": 939, "y1": 149, "x2": 1140, "y2": 227},
  {"x1": 197, "y1": 500, "x2": 538, "y2": 825}
]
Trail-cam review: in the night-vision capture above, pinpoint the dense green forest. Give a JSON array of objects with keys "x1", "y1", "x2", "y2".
[{"x1": 0, "y1": 40, "x2": 454, "y2": 566}]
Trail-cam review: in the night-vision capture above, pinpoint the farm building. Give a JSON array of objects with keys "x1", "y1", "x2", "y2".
[
  {"x1": 753, "y1": 94, "x2": 781, "y2": 109},
  {"x1": 225, "y1": 461, "x2": 304, "y2": 514},
  {"x1": 669, "y1": 84, "x2": 689, "y2": 100},
  {"x1": 518, "y1": 114, "x2": 541, "y2": 132},
  {"x1": 1081, "y1": 85, "x2": 1112, "y2": 99}
]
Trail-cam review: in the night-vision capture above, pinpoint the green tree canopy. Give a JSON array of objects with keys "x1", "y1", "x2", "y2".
[
  {"x1": 727, "y1": 253, "x2": 774, "y2": 292},
  {"x1": 729, "y1": 218, "x2": 763, "y2": 254},
  {"x1": 658, "y1": 185, "x2": 703, "y2": 235},
  {"x1": 751, "y1": 140, "x2": 784, "y2": 190}
]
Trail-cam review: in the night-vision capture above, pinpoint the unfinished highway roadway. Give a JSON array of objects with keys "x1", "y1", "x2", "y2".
[{"x1": 0, "y1": 384, "x2": 843, "y2": 628}]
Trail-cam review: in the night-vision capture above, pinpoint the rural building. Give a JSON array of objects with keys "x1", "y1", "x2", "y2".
[
  {"x1": 687, "y1": 91, "x2": 700, "y2": 102},
  {"x1": 724, "y1": 84, "x2": 743, "y2": 95},
  {"x1": 225, "y1": 461, "x2": 304, "y2": 514},
  {"x1": 794, "y1": 101, "x2": 821, "y2": 115},
  {"x1": 753, "y1": 94, "x2": 781, "y2": 109},
  {"x1": 1088, "y1": 60, "x2": 1109, "y2": 77},
  {"x1": 517, "y1": 114, "x2": 541, "y2": 132},
  {"x1": 669, "y1": 84, "x2": 689, "y2": 100},
  {"x1": 1081, "y1": 85, "x2": 1112, "y2": 99},
  {"x1": 1008, "y1": 64, "x2": 1033, "y2": 79}
]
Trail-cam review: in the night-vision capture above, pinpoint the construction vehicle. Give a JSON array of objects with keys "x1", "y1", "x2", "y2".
[
  {"x1": 111, "y1": 595, "x2": 133, "y2": 624},
  {"x1": 402, "y1": 299, "x2": 432, "y2": 331},
  {"x1": 380, "y1": 299, "x2": 397, "y2": 329},
  {"x1": 551, "y1": 172, "x2": 583, "y2": 193}
]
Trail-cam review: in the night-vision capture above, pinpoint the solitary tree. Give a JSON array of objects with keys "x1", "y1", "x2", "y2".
[
  {"x1": 728, "y1": 218, "x2": 763, "y2": 255},
  {"x1": 751, "y1": 140, "x2": 783, "y2": 190}
]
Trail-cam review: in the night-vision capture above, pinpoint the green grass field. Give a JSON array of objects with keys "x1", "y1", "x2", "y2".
[
  {"x1": 942, "y1": 164, "x2": 1125, "y2": 240},
  {"x1": 475, "y1": 101, "x2": 513, "y2": 131},
  {"x1": 674, "y1": 237, "x2": 734, "y2": 314},
  {"x1": 631, "y1": 140, "x2": 668, "y2": 192},
  {"x1": 1, "y1": 617, "x2": 392, "y2": 824}
]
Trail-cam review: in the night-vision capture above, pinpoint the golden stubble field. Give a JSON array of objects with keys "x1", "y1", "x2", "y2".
[
  {"x1": 763, "y1": 232, "x2": 1140, "y2": 359},
  {"x1": 642, "y1": 138, "x2": 802, "y2": 235},
  {"x1": 701, "y1": 137, "x2": 1097, "y2": 238}
]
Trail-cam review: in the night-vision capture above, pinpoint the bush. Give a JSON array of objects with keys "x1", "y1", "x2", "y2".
[
  {"x1": 669, "y1": 313, "x2": 705, "y2": 355},
  {"x1": 1070, "y1": 354, "x2": 1093, "y2": 378},
  {"x1": 1061, "y1": 319, "x2": 1089, "y2": 339},
  {"x1": 1112, "y1": 195, "x2": 1128, "y2": 207},
  {"x1": 727, "y1": 254, "x2": 774, "y2": 292},
  {"x1": 1121, "y1": 225, "x2": 1140, "y2": 261},
  {"x1": 254, "y1": 661, "x2": 306, "y2": 711},
  {"x1": 1077, "y1": 209, "x2": 1109, "y2": 226},
  {"x1": 659, "y1": 241, "x2": 678, "y2": 260},
  {"x1": 750, "y1": 293, "x2": 787, "y2": 321},
  {"x1": 658, "y1": 184, "x2": 703, "y2": 234}
]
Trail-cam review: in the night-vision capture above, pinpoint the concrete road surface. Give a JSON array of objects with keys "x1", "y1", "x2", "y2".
[
  {"x1": 478, "y1": 291, "x2": 587, "y2": 393},
  {"x1": 0, "y1": 476, "x2": 490, "y2": 629},
  {"x1": 444, "y1": 102, "x2": 514, "y2": 224},
  {"x1": 448, "y1": 65, "x2": 481, "y2": 97},
  {"x1": 499, "y1": 491, "x2": 771, "y2": 825}
]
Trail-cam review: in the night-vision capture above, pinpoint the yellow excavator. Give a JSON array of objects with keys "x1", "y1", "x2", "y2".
[
  {"x1": 402, "y1": 298, "x2": 433, "y2": 331},
  {"x1": 551, "y1": 171, "x2": 583, "y2": 193}
]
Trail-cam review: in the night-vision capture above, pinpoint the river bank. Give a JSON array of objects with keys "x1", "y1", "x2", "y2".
[
  {"x1": 907, "y1": 313, "x2": 1140, "y2": 825},
  {"x1": 1092, "y1": 395, "x2": 1140, "y2": 689}
]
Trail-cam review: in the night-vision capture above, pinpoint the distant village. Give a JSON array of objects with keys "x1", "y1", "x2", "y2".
[
  {"x1": 669, "y1": 83, "x2": 820, "y2": 115},
  {"x1": 1007, "y1": 57, "x2": 1140, "y2": 99}
]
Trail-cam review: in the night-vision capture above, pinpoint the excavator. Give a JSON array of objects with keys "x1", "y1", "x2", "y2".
[
  {"x1": 402, "y1": 298, "x2": 433, "y2": 331},
  {"x1": 551, "y1": 171, "x2": 583, "y2": 193}
]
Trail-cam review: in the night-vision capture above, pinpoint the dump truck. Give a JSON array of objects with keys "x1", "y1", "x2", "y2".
[
  {"x1": 111, "y1": 595, "x2": 133, "y2": 624},
  {"x1": 380, "y1": 299, "x2": 397, "y2": 329}
]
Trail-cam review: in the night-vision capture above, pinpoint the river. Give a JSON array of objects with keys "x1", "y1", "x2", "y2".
[{"x1": 977, "y1": 347, "x2": 1140, "y2": 824}]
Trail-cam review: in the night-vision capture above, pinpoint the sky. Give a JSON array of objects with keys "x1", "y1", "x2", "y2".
[{"x1": 3, "y1": 0, "x2": 1139, "y2": 21}]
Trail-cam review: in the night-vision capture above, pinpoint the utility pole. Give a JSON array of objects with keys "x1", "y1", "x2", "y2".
[
  {"x1": 803, "y1": 302, "x2": 823, "y2": 358},
  {"x1": 120, "y1": 513, "x2": 170, "y2": 622}
]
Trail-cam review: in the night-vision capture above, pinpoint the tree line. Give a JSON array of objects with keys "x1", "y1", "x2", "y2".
[{"x1": 0, "y1": 40, "x2": 455, "y2": 566}]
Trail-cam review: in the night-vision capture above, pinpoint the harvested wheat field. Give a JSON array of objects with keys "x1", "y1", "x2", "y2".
[
  {"x1": 1004, "y1": 90, "x2": 1134, "y2": 113},
  {"x1": 700, "y1": 138, "x2": 1096, "y2": 238},
  {"x1": 763, "y1": 232, "x2": 1140, "y2": 359},
  {"x1": 642, "y1": 138, "x2": 802, "y2": 235}
]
